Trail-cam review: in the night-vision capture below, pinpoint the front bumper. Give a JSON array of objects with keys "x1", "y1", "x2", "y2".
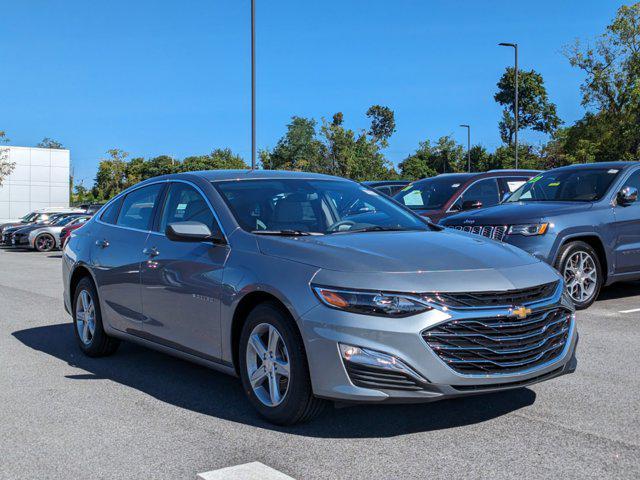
[{"x1": 300, "y1": 287, "x2": 577, "y2": 403}]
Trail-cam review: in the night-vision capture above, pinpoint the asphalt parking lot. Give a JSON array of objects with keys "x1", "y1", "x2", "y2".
[{"x1": 1, "y1": 248, "x2": 639, "y2": 480}]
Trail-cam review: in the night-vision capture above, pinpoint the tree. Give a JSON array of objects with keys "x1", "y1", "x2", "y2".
[
  {"x1": 560, "y1": 2, "x2": 640, "y2": 161},
  {"x1": 182, "y1": 149, "x2": 248, "y2": 171},
  {"x1": 399, "y1": 141, "x2": 438, "y2": 180},
  {"x1": 366, "y1": 105, "x2": 396, "y2": 147},
  {"x1": 260, "y1": 117, "x2": 326, "y2": 172},
  {"x1": 469, "y1": 145, "x2": 501, "y2": 172},
  {"x1": 0, "y1": 131, "x2": 14, "y2": 187},
  {"x1": 399, "y1": 136, "x2": 465, "y2": 179},
  {"x1": 92, "y1": 149, "x2": 129, "y2": 200},
  {"x1": 36, "y1": 138, "x2": 64, "y2": 149},
  {"x1": 495, "y1": 68, "x2": 562, "y2": 145}
]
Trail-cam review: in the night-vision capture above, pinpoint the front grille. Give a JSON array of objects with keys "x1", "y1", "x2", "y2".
[
  {"x1": 344, "y1": 362, "x2": 427, "y2": 391},
  {"x1": 450, "y1": 225, "x2": 508, "y2": 241},
  {"x1": 451, "y1": 367, "x2": 564, "y2": 391},
  {"x1": 422, "y1": 308, "x2": 572, "y2": 375},
  {"x1": 426, "y1": 281, "x2": 559, "y2": 308}
]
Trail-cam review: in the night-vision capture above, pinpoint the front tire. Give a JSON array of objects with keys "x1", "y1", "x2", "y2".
[
  {"x1": 73, "y1": 277, "x2": 120, "y2": 357},
  {"x1": 555, "y1": 241, "x2": 602, "y2": 310},
  {"x1": 238, "y1": 302, "x2": 325, "y2": 425}
]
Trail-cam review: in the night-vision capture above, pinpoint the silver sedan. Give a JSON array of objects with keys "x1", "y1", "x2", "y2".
[{"x1": 62, "y1": 170, "x2": 577, "y2": 425}]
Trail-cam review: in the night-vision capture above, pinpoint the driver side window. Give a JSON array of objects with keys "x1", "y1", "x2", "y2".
[{"x1": 159, "y1": 183, "x2": 219, "y2": 235}]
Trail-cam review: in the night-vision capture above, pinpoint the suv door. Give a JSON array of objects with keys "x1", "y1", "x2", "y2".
[
  {"x1": 91, "y1": 183, "x2": 164, "y2": 334},
  {"x1": 140, "y1": 181, "x2": 228, "y2": 360},
  {"x1": 613, "y1": 169, "x2": 640, "y2": 274}
]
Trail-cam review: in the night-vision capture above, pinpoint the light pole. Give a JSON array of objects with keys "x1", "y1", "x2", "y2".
[
  {"x1": 251, "y1": 0, "x2": 256, "y2": 170},
  {"x1": 499, "y1": 42, "x2": 518, "y2": 169},
  {"x1": 460, "y1": 124, "x2": 470, "y2": 172}
]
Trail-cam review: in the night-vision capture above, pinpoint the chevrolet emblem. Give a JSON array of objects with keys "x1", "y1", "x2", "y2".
[{"x1": 511, "y1": 306, "x2": 532, "y2": 319}]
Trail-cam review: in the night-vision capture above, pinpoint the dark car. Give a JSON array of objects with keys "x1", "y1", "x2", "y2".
[
  {"x1": 362, "y1": 180, "x2": 410, "y2": 197},
  {"x1": 393, "y1": 170, "x2": 540, "y2": 223},
  {"x1": 441, "y1": 162, "x2": 640, "y2": 309}
]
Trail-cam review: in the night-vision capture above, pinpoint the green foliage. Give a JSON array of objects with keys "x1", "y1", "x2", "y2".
[
  {"x1": 261, "y1": 107, "x2": 397, "y2": 181},
  {"x1": 399, "y1": 136, "x2": 466, "y2": 180},
  {"x1": 91, "y1": 148, "x2": 248, "y2": 201},
  {"x1": 36, "y1": 138, "x2": 64, "y2": 149},
  {"x1": 495, "y1": 68, "x2": 562, "y2": 145},
  {"x1": 0, "y1": 131, "x2": 14, "y2": 187},
  {"x1": 558, "y1": 2, "x2": 640, "y2": 162}
]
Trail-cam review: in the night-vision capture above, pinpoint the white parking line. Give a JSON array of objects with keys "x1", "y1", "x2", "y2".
[
  {"x1": 619, "y1": 308, "x2": 640, "y2": 314},
  {"x1": 197, "y1": 462, "x2": 295, "y2": 480}
]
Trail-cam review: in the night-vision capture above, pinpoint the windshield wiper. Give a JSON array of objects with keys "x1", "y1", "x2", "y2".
[
  {"x1": 331, "y1": 226, "x2": 414, "y2": 234},
  {"x1": 252, "y1": 230, "x2": 321, "y2": 236}
]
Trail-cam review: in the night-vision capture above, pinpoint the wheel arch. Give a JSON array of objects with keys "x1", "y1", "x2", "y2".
[
  {"x1": 229, "y1": 290, "x2": 302, "y2": 376},
  {"x1": 555, "y1": 233, "x2": 609, "y2": 283},
  {"x1": 69, "y1": 264, "x2": 98, "y2": 307}
]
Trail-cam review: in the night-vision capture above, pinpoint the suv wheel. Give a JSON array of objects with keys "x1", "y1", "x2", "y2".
[
  {"x1": 555, "y1": 241, "x2": 602, "y2": 310},
  {"x1": 73, "y1": 277, "x2": 120, "y2": 357},
  {"x1": 34, "y1": 233, "x2": 55, "y2": 252},
  {"x1": 238, "y1": 302, "x2": 325, "y2": 425}
]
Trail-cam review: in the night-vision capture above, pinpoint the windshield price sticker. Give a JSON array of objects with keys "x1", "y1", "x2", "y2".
[{"x1": 528, "y1": 175, "x2": 543, "y2": 183}]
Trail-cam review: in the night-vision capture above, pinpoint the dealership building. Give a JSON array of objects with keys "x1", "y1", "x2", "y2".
[{"x1": 0, "y1": 146, "x2": 70, "y2": 223}]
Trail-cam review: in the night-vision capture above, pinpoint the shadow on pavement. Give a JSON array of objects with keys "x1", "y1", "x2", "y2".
[
  {"x1": 597, "y1": 280, "x2": 640, "y2": 302},
  {"x1": 13, "y1": 323, "x2": 536, "y2": 438}
]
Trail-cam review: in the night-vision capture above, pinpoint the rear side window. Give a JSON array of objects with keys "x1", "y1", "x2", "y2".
[
  {"x1": 100, "y1": 197, "x2": 123, "y2": 225},
  {"x1": 116, "y1": 184, "x2": 164, "y2": 230}
]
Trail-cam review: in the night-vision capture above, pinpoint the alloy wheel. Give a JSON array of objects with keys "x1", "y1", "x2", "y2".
[
  {"x1": 245, "y1": 323, "x2": 291, "y2": 407},
  {"x1": 563, "y1": 251, "x2": 597, "y2": 304},
  {"x1": 36, "y1": 234, "x2": 54, "y2": 251},
  {"x1": 75, "y1": 290, "x2": 96, "y2": 345}
]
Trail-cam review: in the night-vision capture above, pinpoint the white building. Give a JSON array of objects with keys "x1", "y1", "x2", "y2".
[{"x1": 0, "y1": 146, "x2": 70, "y2": 223}]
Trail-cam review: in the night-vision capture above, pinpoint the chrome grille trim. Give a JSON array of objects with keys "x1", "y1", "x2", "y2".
[
  {"x1": 422, "y1": 308, "x2": 574, "y2": 375},
  {"x1": 449, "y1": 224, "x2": 509, "y2": 242}
]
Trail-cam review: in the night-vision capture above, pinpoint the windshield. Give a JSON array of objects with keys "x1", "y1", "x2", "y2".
[
  {"x1": 507, "y1": 168, "x2": 621, "y2": 203},
  {"x1": 21, "y1": 212, "x2": 37, "y2": 222},
  {"x1": 54, "y1": 216, "x2": 81, "y2": 226},
  {"x1": 214, "y1": 179, "x2": 430, "y2": 235},
  {"x1": 393, "y1": 175, "x2": 471, "y2": 210}
]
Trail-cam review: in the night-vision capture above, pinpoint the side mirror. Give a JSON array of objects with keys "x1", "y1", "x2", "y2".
[
  {"x1": 618, "y1": 186, "x2": 638, "y2": 206},
  {"x1": 461, "y1": 199, "x2": 483, "y2": 211},
  {"x1": 165, "y1": 221, "x2": 225, "y2": 244}
]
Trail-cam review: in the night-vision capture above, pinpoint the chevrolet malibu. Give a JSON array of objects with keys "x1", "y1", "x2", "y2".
[{"x1": 62, "y1": 170, "x2": 578, "y2": 425}]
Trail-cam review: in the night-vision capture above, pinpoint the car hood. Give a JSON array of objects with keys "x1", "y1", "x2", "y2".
[
  {"x1": 441, "y1": 201, "x2": 594, "y2": 225},
  {"x1": 257, "y1": 230, "x2": 539, "y2": 274}
]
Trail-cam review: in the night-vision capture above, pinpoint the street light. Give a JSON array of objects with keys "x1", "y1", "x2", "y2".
[
  {"x1": 498, "y1": 42, "x2": 518, "y2": 169},
  {"x1": 459, "y1": 124, "x2": 471, "y2": 172},
  {"x1": 251, "y1": 0, "x2": 256, "y2": 170}
]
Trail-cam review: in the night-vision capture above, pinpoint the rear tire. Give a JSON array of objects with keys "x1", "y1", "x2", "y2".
[
  {"x1": 555, "y1": 241, "x2": 602, "y2": 310},
  {"x1": 73, "y1": 277, "x2": 120, "y2": 357},
  {"x1": 34, "y1": 233, "x2": 55, "y2": 252},
  {"x1": 238, "y1": 302, "x2": 325, "y2": 425}
]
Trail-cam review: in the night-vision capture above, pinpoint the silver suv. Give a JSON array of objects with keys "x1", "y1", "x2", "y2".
[{"x1": 62, "y1": 170, "x2": 578, "y2": 425}]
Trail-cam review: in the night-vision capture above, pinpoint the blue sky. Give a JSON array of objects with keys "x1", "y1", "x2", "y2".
[{"x1": 1, "y1": 0, "x2": 627, "y2": 185}]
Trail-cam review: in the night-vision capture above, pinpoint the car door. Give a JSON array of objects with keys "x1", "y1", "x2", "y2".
[
  {"x1": 91, "y1": 182, "x2": 165, "y2": 334},
  {"x1": 613, "y1": 168, "x2": 640, "y2": 274},
  {"x1": 140, "y1": 180, "x2": 229, "y2": 361}
]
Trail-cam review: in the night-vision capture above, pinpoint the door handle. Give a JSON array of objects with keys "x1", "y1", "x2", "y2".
[
  {"x1": 143, "y1": 246, "x2": 160, "y2": 257},
  {"x1": 95, "y1": 239, "x2": 109, "y2": 248}
]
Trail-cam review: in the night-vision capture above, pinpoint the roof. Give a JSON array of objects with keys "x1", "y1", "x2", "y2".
[
  {"x1": 552, "y1": 161, "x2": 639, "y2": 171},
  {"x1": 362, "y1": 180, "x2": 410, "y2": 186},
  {"x1": 181, "y1": 169, "x2": 346, "y2": 182}
]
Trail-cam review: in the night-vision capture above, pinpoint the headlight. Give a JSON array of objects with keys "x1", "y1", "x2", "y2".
[
  {"x1": 508, "y1": 223, "x2": 549, "y2": 236},
  {"x1": 312, "y1": 286, "x2": 432, "y2": 317}
]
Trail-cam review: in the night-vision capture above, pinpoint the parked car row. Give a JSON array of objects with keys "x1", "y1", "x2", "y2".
[{"x1": 0, "y1": 207, "x2": 95, "y2": 252}]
